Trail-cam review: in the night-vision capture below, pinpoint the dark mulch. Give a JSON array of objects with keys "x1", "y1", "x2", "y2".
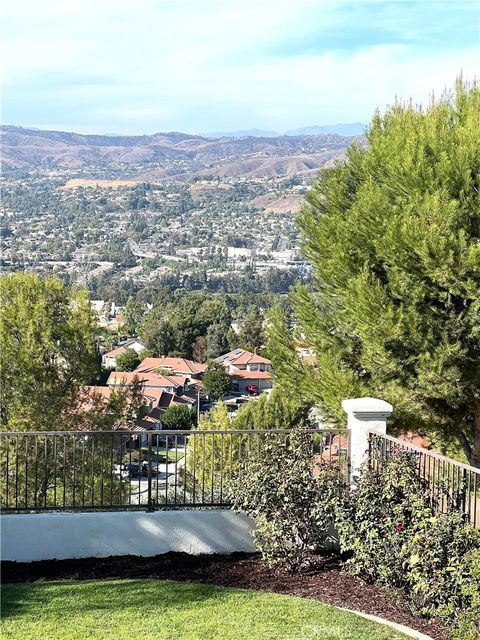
[{"x1": 1, "y1": 552, "x2": 450, "y2": 639}]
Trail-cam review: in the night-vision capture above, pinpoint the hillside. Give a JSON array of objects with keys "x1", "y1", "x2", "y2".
[{"x1": 1, "y1": 125, "x2": 358, "y2": 179}]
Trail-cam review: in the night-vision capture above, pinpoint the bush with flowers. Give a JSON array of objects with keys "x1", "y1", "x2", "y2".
[
  {"x1": 335, "y1": 451, "x2": 433, "y2": 586},
  {"x1": 404, "y1": 511, "x2": 480, "y2": 640},
  {"x1": 336, "y1": 452, "x2": 480, "y2": 640},
  {"x1": 231, "y1": 433, "x2": 480, "y2": 638},
  {"x1": 230, "y1": 427, "x2": 344, "y2": 571}
]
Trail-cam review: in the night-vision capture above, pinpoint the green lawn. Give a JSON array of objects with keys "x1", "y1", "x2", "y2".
[
  {"x1": 124, "y1": 448, "x2": 184, "y2": 464},
  {"x1": 149, "y1": 448, "x2": 184, "y2": 463},
  {"x1": 1, "y1": 579, "x2": 410, "y2": 640}
]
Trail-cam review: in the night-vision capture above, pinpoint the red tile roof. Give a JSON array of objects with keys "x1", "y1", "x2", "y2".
[
  {"x1": 80, "y1": 385, "x2": 166, "y2": 412},
  {"x1": 82, "y1": 385, "x2": 115, "y2": 399},
  {"x1": 230, "y1": 368, "x2": 272, "y2": 380},
  {"x1": 78, "y1": 385, "x2": 115, "y2": 412},
  {"x1": 217, "y1": 349, "x2": 271, "y2": 367},
  {"x1": 107, "y1": 371, "x2": 187, "y2": 389},
  {"x1": 136, "y1": 357, "x2": 207, "y2": 375}
]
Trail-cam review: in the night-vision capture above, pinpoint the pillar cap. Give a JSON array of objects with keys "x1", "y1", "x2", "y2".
[{"x1": 342, "y1": 397, "x2": 393, "y2": 416}]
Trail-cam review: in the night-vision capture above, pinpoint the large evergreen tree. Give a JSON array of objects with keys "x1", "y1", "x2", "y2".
[{"x1": 271, "y1": 80, "x2": 480, "y2": 466}]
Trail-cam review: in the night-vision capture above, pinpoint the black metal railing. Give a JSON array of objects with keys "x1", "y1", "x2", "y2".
[
  {"x1": 0, "y1": 428, "x2": 350, "y2": 513},
  {"x1": 368, "y1": 431, "x2": 480, "y2": 528}
]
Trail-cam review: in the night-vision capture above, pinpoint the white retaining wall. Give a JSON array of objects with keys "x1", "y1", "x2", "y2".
[{"x1": 0, "y1": 510, "x2": 256, "y2": 562}]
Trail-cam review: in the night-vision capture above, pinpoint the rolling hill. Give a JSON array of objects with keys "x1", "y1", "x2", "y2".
[{"x1": 1, "y1": 125, "x2": 360, "y2": 179}]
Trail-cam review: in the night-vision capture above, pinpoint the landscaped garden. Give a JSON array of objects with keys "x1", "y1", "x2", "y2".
[
  {"x1": 2, "y1": 431, "x2": 478, "y2": 640},
  {"x1": 0, "y1": 578, "x2": 415, "y2": 640}
]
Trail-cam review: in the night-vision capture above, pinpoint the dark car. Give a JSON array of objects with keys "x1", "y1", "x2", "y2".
[{"x1": 123, "y1": 462, "x2": 141, "y2": 478}]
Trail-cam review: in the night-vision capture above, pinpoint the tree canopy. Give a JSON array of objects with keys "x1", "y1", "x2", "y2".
[
  {"x1": 140, "y1": 294, "x2": 232, "y2": 360},
  {"x1": 234, "y1": 387, "x2": 311, "y2": 431},
  {"x1": 160, "y1": 404, "x2": 197, "y2": 430},
  {"x1": 269, "y1": 79, "x2": 480, "y2": 466},
  {"x1": 0, "y1": 273, "x2": 99, "y2": 431},
  {"x1": 203, "y1": 361, "x2": 232, "y2": 400},
  {"x1": 115, "y1": 349, "x2": 141, "y2": 372}
]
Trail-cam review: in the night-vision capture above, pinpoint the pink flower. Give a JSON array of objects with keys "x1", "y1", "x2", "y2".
[
  {"x1": 395, "y1": 523, "x2": 404, "y2": 532},
  {"x1": 393, "y1": 450, "x2": 401, "y2": 457}
]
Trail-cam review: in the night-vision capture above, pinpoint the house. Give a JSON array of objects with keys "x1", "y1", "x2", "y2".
[
  {"x1": 215, "y1": 349, "x2": 273, "y2": 394},
  {"x1": 102, "y1": 345, "x2": 130, "y2": 369},
  {"x1": 216, "y1": 349, "x2": 272, "y2": 372},
  {"x1": 79, "y1": 382, "x2": 195, "y2": 435},
  {"x1": 106, "y1": 370, "x2": 188, "y2": 395},
  {"x1": 135, "y1": 356, "x2": 207, "y2": 379},
  {"x1": 102, "y1": 338, "x2": 145, "y2": 368},
  {"x1": 90, "y1": 300, "x2": 109, "y2": 325}
]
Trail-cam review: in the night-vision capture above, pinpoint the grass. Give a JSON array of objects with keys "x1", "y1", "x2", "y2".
[
  {"x1": 124, "y1": 448, "x2": 184, "y2": 464},
  {"x1": 1, "y1": 579, "x2": 410, "y2": 640},
  {"x1": 145, "y1": 450, "x2": 184, "y2": 464}
]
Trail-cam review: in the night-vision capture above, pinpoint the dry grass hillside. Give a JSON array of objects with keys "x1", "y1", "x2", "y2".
[{"x1": 1, "y1": 125, "x2": 359, "y2": 179}]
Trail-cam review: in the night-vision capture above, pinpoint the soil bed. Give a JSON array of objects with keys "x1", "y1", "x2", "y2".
[{"x1": 2, "y1": 552, "x2": 449, "y2": 640}]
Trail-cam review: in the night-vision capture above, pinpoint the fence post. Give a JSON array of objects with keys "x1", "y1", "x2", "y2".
[
  {"x1": 342, "y1": 397, "x2": 393, "y2": 483},
  {"x1": 146, "y1": 431, "x2": 154, "y2": 512}
]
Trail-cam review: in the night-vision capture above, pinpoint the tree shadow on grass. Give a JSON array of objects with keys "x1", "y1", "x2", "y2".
[
  {"x1": 0, "y1": 579, "x2": 402, "y2": 640},
  {"x1": 0, "y1": 579, "x2": 242, "y2": 622}
]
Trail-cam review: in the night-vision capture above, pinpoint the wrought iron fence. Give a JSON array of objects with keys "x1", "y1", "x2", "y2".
[
  {"x1": 368, "y1": 431, "x2": 480, "y2": 528},
  {"x1": 0, "y1": 428, "x2": 349, "y2": 513}
]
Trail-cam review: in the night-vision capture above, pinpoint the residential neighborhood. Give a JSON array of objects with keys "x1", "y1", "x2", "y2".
[{"x1": 83, "y1": 349, "x2": 274, "y2": 436}]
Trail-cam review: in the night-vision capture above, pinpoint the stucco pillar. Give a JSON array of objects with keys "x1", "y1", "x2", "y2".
[{"x1": 342, "y1": 397, "x2": 393, "y2": 482}]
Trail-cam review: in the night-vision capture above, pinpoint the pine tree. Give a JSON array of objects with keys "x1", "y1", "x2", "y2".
[{"x1": 273, "y1": 79, "x2": 480, "y2": 466}]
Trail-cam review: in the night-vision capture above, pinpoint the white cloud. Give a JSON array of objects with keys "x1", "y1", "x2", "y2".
[{"x1": 1, "y1": 1, "x2": 478, "y2": 133}]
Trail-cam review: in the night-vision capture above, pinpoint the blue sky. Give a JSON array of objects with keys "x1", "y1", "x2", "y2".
[{"x1": 2, "y1": 0, "x2": 479, "y2": 135}]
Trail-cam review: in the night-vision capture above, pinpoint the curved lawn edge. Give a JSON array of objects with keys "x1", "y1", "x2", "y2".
[
  {"x1": 181, "y1": 581, "x2": 437, "y2": 640},
  {"x1": 340, "y1": 608, "x2": 435, "y2": 640},
  {"x1": 0, "y1": 552, "x2": 448, "y2": 639},
  {"x1": 1, "y1": 578, "x2": 413, "y2": 640}
]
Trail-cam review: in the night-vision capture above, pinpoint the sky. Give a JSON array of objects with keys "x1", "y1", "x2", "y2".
[{"x1": 1, "y1": 0, "x2": 479, "y2": 135}]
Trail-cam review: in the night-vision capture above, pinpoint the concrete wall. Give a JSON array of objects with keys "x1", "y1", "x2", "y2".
[{"x1": 0, "y1": 510, "x2": 256, "y2": 563}]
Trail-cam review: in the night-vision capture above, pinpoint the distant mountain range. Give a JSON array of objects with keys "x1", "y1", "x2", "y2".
[
  {"x1": 205, "y1": 123, "x2": 365, "y2": 138},
  {"x1": 286, "y1": 123, "x2": 365, "y2": 137},
  {"x1": 1, "y1": 125, "x2": 365, "y2": 179},
  {"x1": 204, "y1": 128, "x2": 281, "y2": 139}
]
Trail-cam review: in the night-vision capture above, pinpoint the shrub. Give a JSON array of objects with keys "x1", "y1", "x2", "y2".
[
  {"x1": 183, "y1": 403, "x2": 234, "y2": 500},
  {"x1": 227, "y1": 430, "x2": 480, "y2": 638},
  {"x1": 336, "y1": 452, "x2": 433, "y2": 587},
  {"x1": 336, "y1": 453, "x2": 480, "y2": 639},
  {"x1": 404, "y1": 512, "x2": 480, "y2": 640},
  {"x1": 230, "y1": 428, "x2": 344, "y2": 571}
]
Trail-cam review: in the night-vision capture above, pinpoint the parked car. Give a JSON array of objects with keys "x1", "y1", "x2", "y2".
[
  {"x1": 114, "y1": 462, "x2": 141, "y2": 478},
  {"x1": 246, "y1": 385, "x2": 259, "y2": 394}
]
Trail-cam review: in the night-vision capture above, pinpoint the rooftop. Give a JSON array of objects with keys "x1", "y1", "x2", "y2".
[
  {"x1": 135, "y1": 356, "x2": 207, "y2": 375},
  {"x1": 216, "y1": 349, "x2": 271, "y2": 367}
]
